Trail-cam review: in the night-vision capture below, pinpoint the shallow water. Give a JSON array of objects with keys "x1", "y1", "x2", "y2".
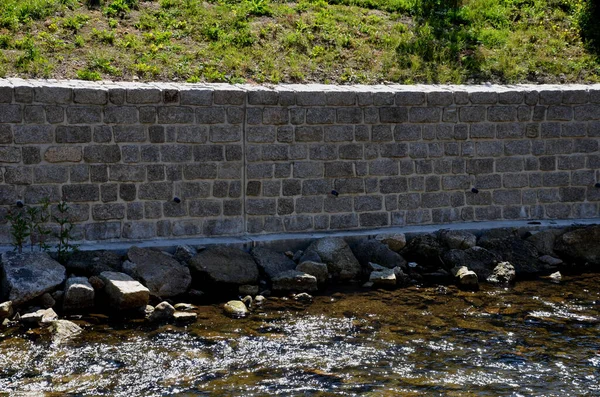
[{"x1": 1, "y1": 274, "x2": 599, "y2": 396}]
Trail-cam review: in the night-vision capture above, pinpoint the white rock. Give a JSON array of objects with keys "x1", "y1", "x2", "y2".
[{"x1": 99, "y1": 271, "x2": 150, "y2": 310}]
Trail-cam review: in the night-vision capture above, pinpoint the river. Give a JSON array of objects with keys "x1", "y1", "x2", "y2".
[{"x1": 1, "y1": 274, "x2": 599, "y2": 396}]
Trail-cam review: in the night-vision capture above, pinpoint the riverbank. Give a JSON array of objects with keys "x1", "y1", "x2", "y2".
[{"x1": 1, "y1": 223, "x2": 599, "y2": 337}]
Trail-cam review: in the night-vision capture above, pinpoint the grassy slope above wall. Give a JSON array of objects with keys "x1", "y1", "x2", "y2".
[{"x1": 0, "y1": 0, "x2": 598, "y2": 84}]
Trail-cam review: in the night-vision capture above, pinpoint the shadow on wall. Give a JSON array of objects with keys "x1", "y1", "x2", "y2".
[
  {"x1": 395, "y1": 0, "x2": 484, "y2": 83},
  {"x1": 579, "y1": 0, "x2": 600, "y2": 56}
]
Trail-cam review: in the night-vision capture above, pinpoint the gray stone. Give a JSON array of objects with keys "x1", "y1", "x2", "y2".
[
  {"x1": 438, "y1": 229, "x2": 477, "y2": 250},
  {"x1": 296, "y1": 261, "x2": 328, "y2": 284},
  {"x1": 49, "y1": 320, "x2": 82, "y2": 344},
  {"x1": 0, "y1": 301, "x2": 13, "y2": 320},
  {"x1": 442, "y1": 247, "x2": 501, "y2": 280},
  {"x1": 0, "y1": 252, "x2": 66, "y2": 306},
  {"x1": 20, "y1": 308, "x2": 58, "y2": 326},
  {"x1": 554, "y1": 225, "x2": 600, "y2": 265},
  {"x1": 374, "y1": 233, "x2": 406, "y2": 252},
  {"x1": 99, "y1": 271, "x2": 150, "y2": 310},
  {"x1": 189, "y1": 246, "x2": 259, "y2": 286},
  {"x1": 369, "y1": 268, "x2": 396, "y2": 287},
  {"x1": 401, "y1": 234, "x2": 445, "y2": 271},
  {"x1": 174, "y1": 245, "x2": 197, "y2": 264},
  {"x1": 223, "y1": 300, "x2": 249, "y2": 318},
  {"x1": 539, "y1": 255, "x2": 563, "y2": 266},
  {"x1": 63, "y1": 277, "x2": 95, "y2": 311},
  {"x1": 148, "y1": 301, "x2": 175, "y2": 323},
  {"x1": 451, "y1": 266, "x2": 479, "y2": 290},
  {"x1": 478, "y1": 235, "x2": 541, "y2": 277},
  {"x1": 526, "y1": 229, "x2": 563, "y2": 256},
  {"x1": 271, "y1": 270, "x2": 318, "y2": 292},
  {"x1": 486, "y1": 261, "x2": 516, "y2": 284},
  {"x1": 251, "y1": 247, "x2": 297, "y2": 280},
  {"x1": 66, "y1": 250, "x2": 122, "y2": 277},
  {"x1": 352, "y1": 239, "x2": 407, "y2": 270},
  {"x1": 300, "y1": 238, "x2": 361, "y2": 281},
  {"x1": 127, "y1": 246, "x2": 191, "y2": 298}
]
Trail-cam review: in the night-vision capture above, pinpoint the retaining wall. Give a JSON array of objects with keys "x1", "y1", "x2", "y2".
[{"x1": 0, "y1": 79, "x2": 599, "y2": 244}]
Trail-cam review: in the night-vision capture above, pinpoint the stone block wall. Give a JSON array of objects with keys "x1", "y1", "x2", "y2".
[{"x1": 0, "y1": 80, "x2": 599, "y2": 243}]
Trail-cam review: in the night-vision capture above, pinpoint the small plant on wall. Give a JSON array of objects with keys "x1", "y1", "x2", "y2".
[{"x1": 4, "y1": 198, "x2": 78, "y2": 263}]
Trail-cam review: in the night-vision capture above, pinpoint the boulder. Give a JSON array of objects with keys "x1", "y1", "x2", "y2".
[
  {"x1": 401, "y1": 234, "x2": 445, "y2": 271},
  {"x1": 20, "y1": 308, "x2": 58, "y2": 326},
  {"x1": 375, "y1": 233, "x2": 407, "y2": 252},
  {"x1": 223, "y1": 300, "x2": 249, "y2": 318},
  {"x1": 478, "y1": 236, "x2": 542, "y2": 277},
  {"x1": 239, "y1": 285, "x2": 259, "y2": 296},
  {"x1": 393, "y1": 266, "x2": 411, "y2": 287},
  {"x1": 63, "y1": 277, "x2": 95, "y2": 312},
  {"x1": 369, "y1": 268, "x2": 396, "y2": 287},
  {"x1": 352, "y1": 239, "x2": 407, "y2": 270},
  {"x1": 49, "y1": 320, "x2": 82, "y2": 344},
  {"x1": 148, "y1": 301, "x2": 175, "y2": 323},
  {"x1": 300, "y1": 238, "x2": 361, "y2": 281},
  {"x1": 39, "y1": 292, "x2": 55, "y2": 309},
  {"x1": 174, "y1": 245, "x2": 197, "y2": 264},
  {"x1": 65, "y1": 250, "x2": 121, "y2": 277},
  {"x1": 526, "y1": 229, "x2": 563, "y2": 256},
  {"x1": 271, "y1": 270, "x2": 318, "y2": 292},
  {"x1": 99, "y1": 271, "x2": 150, "y2": 311},
  {"x1": 296, "y1": 261, "x2": 328, "y2": 284},
  {"x1": 127, "y1": 246, "x2": 191, "y2": 298},
  {"x1": 486, "y1": 262, "x2": 516, "y2": 284},
  {"x1": 0, "y1": 301, "x2": 13, "y2": 319},
  {"x1": 438, "y1": 229, "x2": 477, "y2": 250},
  {"x1": 442, "y1": 247, "x2": 501, "y2": 280},
  {"x1": 188, "y1": 246, "x2": 259, "y2": 286},
  {"x1": 251, "y1": 247, "x2": 297, "y2": 279},
  {"x1": 0, "y1": 252, "x2": 66, "y2": 306},
  {"x1": 554, "y1": 226, "x2": 600, "y2": 265},
  {"x1": 477, "y1": 228, "x2": 518, "y2": 245},
  {"x1": 451, "y1": 266, "x2": 479, "y2": 291},
  {"x1": 88, "y1": 276, "x2": 105, "y2": 290}
]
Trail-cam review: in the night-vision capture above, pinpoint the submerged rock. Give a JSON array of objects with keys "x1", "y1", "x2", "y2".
[
  {"x1": 352, "y1": 239, "x2": 407, "y2": 270},
  {"x1": 127, "y1": 246, "x2": 191, "y2": 298},
  {"x1": 251, "y1": 247, "x2": 297, "y2": 279},
  {"x1": 486, "y1": 262, "x2": 516, "y2": 285},
  {"x1": 189, "y1": 246, "x2": 259, "y2": 286},
  {"x1": 100, "y1": 271, "x2": 150, "y2": 311},
  {"x1": 296, "y1": 261, "x2": 328, "y2": 284},
  {"x1": 224, "y1": 300, "x2": 249, "y2": 318},
  {"x1": 63, "y1": 277, "x2": 95, "y2": 312},
  {"x1": 554, "y1": 226, "x2": 600, "y2": 266},
  {"x1": 0, "y1": 252, "x2": 66, "y2": 306},
  {"x1": 271, "y1": 270, "x2": 318, "y2": 292},
  {"x1": 439, "y1": 229, "x2": 477, "y2": 250},
  {"x1": 300, "y1": 238, "x2": 361, "y2": 281}
]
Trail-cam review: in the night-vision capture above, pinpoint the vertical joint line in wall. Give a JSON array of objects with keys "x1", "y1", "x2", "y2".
[{"x1": 242, "y1": 90, "x2": 248, "y2": 238}]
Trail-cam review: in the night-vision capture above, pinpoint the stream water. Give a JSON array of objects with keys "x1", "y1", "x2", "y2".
[{"x1": 1, "y1": 274, "x2": 599, "y2": 396}]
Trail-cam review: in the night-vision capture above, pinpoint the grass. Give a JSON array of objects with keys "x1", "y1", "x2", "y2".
[{"x1": 0, "y1": 0, "x2": 598, "y2": 83}]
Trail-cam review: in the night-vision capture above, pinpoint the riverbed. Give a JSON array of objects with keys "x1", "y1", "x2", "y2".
[{"x1": 1, "y1": 274, "x2": 599, "y2": 396}]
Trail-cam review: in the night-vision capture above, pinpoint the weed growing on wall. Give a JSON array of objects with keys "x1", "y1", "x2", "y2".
[{"x1": 4, "y1": 199, "x2": 78, "y2": 263}]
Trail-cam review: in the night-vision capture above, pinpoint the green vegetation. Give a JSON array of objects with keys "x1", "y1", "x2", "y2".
[
  {"x1": 0, "y1": 0, "x2": 598, "y2": 83},
  {"x1": 5, "y1": 199, "x2": 78, "y2": 263}
]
